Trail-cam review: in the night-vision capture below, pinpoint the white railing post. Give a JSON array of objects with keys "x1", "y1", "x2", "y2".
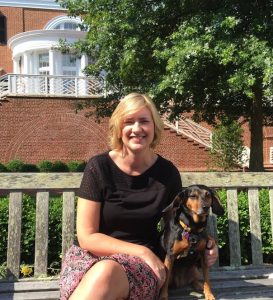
[
  {"x1": 8, "y1": 74, "x2": 11, "y2": 93},
  {"x1": 75, "y1": 77, "x2": 78, "y2": 97},
  {"x1": 45, "y1": 76, "x2": 49, "y2": 95}
]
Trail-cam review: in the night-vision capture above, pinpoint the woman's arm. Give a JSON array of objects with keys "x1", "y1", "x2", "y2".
[{"x1": 76, "y1": 197, "x2": 166, "y2": 287}]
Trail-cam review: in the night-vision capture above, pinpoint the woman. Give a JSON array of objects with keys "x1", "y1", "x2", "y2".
[{"x1": 60, "y1": 92, "x2": 218, "y2": 300}]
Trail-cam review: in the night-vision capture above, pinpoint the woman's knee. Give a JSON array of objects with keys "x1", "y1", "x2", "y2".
[{"x1": 70, "y1": 259, "x2": 129, "y2": 300}]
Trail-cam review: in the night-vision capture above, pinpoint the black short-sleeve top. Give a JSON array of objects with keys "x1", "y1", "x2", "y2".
[{"x1": 78, "y1": 151, "x2": 182, "y2": 256}]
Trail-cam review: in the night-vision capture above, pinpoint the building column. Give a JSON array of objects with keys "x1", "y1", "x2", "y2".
[
  {"x1": 79, "y1": 54, "x2": 88, "y2": 95},
  {"x1": 49, "y1": 49, "x2": 56, "y2": 94},
  {"x1": 13, "y1": 57, "x2": 20, "y2": 74},
  {"x1": 80, "y1": 53, "x2": 88, "y2": 76},
  {"x1": 54, "y1": 51, "x2": 62, "y2": 75},
  {"x1": 23, "y1": 52, "x2": 31, "y2": 74},
  {"x1": 22, "y1": 52, "x2": 32, "y2": 93},
  {"x1": 49, "y1": 49, "x2": 55, "y2": 75}
]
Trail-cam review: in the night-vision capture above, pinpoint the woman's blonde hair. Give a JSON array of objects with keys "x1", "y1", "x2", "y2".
[{"x1": 109, "y1": 92, "x2": 164, "y2": 150}]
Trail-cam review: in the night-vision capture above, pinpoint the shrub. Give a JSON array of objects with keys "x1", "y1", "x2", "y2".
[
  {"x1": 215, "y1": 189, "x2": 230, "y2": 266},
  {"x1": 67, "y1": 160, "x2": 86, "y2": 172},
  {"x1": 51, "y1": 161, "x2": 69, "y2": 172},
  {"x1": 48, "y1": 196, "x2": 63, "y2": 272},
  {"x1": 21, "y1": 164, "x2": 40, "y2": 172},
  {"x1": 0, "y1": 163, "x2": 7, "y2": 172},
  {"x1": 21, "y1": 195, "x2": 36, "y2": 264},
  {"x1": 0, "y1": 197, "x2": 8, "y2": 264},
  {"x1": 6, "y1": 159, "x2": 25, "y2": 172},
  {"x1": 259, "y1": 189, "x2": 273, "y2": 262},
  {"x1": 38, "y1": 160, "x2": 54, "y2": 172}
]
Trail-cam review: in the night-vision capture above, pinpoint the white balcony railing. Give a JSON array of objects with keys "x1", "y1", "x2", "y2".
[{"x1": 0, "y1": 74, "x2": 106, "y2": 98}]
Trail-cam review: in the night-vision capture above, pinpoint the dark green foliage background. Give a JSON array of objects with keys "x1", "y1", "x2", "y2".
[{"x1": 0, "y1": 159, "x2": 86, "y2": 173}]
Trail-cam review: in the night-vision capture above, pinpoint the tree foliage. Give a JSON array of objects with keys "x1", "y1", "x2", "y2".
[
  {"x1": 58, "y1": 0, "x2": 273, "y2": 170},
  {"x1": 209, "y1": 117, "x2": 246, "y2": 171}
]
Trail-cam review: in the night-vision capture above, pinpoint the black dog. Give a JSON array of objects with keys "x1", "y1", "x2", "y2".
[{"x1": 159, "y1": 185, "x2": 224, "y2": 300}]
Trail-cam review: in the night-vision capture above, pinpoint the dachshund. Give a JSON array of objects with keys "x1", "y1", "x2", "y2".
[{"x1": 159, "y1": 185, "x2": 224, "y2": 300}]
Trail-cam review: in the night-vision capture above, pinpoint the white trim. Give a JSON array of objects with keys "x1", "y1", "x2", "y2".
[
  {"x1": 8, "y1": 30, "x2": 86, "y2": 58},
  {"x1": 0, "y1": 0, "x2": 65, "y2": 10},
  {"x1": 270, "y1": 147, "x2": 273, "y2": 164},
  {"x1": 44, "y1": 16, "x2": 82, "y2": 30}
]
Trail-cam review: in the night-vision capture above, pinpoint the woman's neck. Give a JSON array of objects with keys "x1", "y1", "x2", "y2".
[{"x1": 109, "y1": 148, "x2": 157, "y2": 176}]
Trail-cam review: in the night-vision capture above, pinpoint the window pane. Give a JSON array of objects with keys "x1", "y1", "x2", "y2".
[
  {"x1": 0, "y1": 15, "x2": 7, "y2": 44},
  {"x1": 64, "y1": 22, "x2": 77, "y2": 30},
  {"x1": 63, "y1": 70, "x2": 77, "y2": 76},
  {"x1": 39, "y1": 53, "x2": 49, "y2": 68},
  {"x1": 62, "y1": 54, "x2": 76, "y2": 67}
]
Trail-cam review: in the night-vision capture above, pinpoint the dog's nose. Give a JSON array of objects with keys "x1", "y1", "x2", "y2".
[{"x1": 203, "y1": 205, "x2": 210, "y2": 212}]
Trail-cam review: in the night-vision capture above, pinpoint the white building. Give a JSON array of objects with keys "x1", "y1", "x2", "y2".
[{"x1": 0, "y1": 0, "x2": 104, "y2": 97}]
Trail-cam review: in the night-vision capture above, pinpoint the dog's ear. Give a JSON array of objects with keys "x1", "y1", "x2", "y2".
[
  {"x1": 162, "y1": 189, "x2": 185, "y2": 215},
  {"x1": 210, "y1": 189, "x2": 224, "y2": 216}
]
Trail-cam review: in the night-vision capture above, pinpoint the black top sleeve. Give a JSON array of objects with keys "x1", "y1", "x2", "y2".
[{"x1": 78, "y1": 156, "x2": 102, "y2": 201}]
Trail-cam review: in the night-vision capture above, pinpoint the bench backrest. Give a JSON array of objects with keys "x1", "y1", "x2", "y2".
[{"x1": 1, "y1": 172, "x2": 272, "y2": 278}]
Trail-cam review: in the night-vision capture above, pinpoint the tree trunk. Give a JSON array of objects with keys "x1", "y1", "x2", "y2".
[{"x1": 249, "y1": 86, "x2": 264, "y2": 171}]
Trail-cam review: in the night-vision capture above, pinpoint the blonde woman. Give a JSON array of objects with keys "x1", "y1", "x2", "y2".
[{"x1": 60, "y1": 93, "x2": 218, "y2": 300}]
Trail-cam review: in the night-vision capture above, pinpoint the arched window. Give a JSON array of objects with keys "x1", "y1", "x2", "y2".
[
  {"x1": 55, "y1": 22, "x2": 79, "y2": 30},
  {"x1": 0, "y1": 14, "x2": 7, "y2": 44},
  {"x1": 45, "y1": 16, "x2": 85, "y2": 31}
]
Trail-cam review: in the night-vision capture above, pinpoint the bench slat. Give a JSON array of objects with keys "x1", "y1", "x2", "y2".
[
  {"x1": 62, "y1": 191, "x2": 75, "y2": 258},
  {"x1": 248, "y1": 188, "x2": 263, "y2": 265},
  {"x1": 7, "y1": 192, "x2": 23, "y2": 279},
  {"x1": 34, "y1": 191, "x2": 49, "y2": 277},
  {"x1": 227, "y1": 188, "x2": 241, "y2": 267}
]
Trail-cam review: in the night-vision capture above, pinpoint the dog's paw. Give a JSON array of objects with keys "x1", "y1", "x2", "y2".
[{"x1": 204, "y1": 293, "x2": 215, "y2": 300}]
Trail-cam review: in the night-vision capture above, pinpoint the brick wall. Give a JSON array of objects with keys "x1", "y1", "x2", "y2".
[
  {"x1": 157, "y1": 128, "x2": 212, "y2": 171},
  {"x1": 0, "y1": 97, "x2": 109, "y2": 163},
  {"x1": 1, "y1": 97, "x2": 272, "y2": 171},
  {"x1": 0, "y1": 6, "x2": 65, "y2": 74},
  {"x1": 0, "y1": 97, "x2": 212, "y2": 171}
]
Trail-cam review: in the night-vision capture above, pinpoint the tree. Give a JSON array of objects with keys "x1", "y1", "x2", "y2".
[
  {"x1": 58, "y1": 0, "x2": 273, "y2": 171},
  {"x1": 209, "y1": 117, "x2": 247, "y2": 171}
]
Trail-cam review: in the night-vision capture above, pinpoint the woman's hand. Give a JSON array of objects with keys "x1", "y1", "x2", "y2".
[
  {"x1": 139, "y1": 248, "x2": 166, "y2": 288},
  {"x1": 205, "y1": 240, "x2": 218, "y2": 267}
]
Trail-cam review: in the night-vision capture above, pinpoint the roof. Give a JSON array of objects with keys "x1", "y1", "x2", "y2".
[{"x1": 0, "y1": 0, "x2": 66, "y2": 10}]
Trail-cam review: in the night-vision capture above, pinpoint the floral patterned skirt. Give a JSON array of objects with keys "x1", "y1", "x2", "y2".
[{"x1": 59, "y1": 244, "x2": 159, "y2": 300}]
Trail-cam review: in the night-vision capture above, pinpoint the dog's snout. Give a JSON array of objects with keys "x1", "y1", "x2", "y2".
[{"x1": 203, "y1": 205, "x2": 210, "y2": 212}]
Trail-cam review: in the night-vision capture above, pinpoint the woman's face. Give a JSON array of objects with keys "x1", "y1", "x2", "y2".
[{"x1": 121, "y1": 106, "x2": 155, "y2": 153}]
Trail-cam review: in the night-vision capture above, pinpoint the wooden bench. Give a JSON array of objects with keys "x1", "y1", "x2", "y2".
[{"x1": 0, "y1": 172, "x2": 273, "y2": 299}]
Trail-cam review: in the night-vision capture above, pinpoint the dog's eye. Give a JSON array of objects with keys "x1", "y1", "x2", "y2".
[
  {"x1": 189, "y1": 194, "x2": 197, "y2": 199},
  {"x1": 205, "y1": 191, "x2": 211, "y2": 198}
]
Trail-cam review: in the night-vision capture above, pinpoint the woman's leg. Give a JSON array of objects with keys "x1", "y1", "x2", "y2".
[{"x1": 69, "y1": 259, "x2": 130, "y2": 300}]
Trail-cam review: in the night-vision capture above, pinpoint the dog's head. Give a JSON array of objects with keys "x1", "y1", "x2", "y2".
[{"x1": 163, "y1": 185, "x2": 224, "y2": 224}]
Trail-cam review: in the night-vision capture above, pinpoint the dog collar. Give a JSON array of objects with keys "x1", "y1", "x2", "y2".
[{"x1": 179, "y1": 220, "x2": 191, "y2": 232}]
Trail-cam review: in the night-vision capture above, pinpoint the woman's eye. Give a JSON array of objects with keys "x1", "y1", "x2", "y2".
[{"x1": 124, "y1": 120, "x2": 134, "y2": 125}]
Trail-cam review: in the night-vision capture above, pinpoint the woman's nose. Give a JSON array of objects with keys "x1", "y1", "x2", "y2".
[{"x1": 132, "y1": 121, "x2": 141, "y2": 132}]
